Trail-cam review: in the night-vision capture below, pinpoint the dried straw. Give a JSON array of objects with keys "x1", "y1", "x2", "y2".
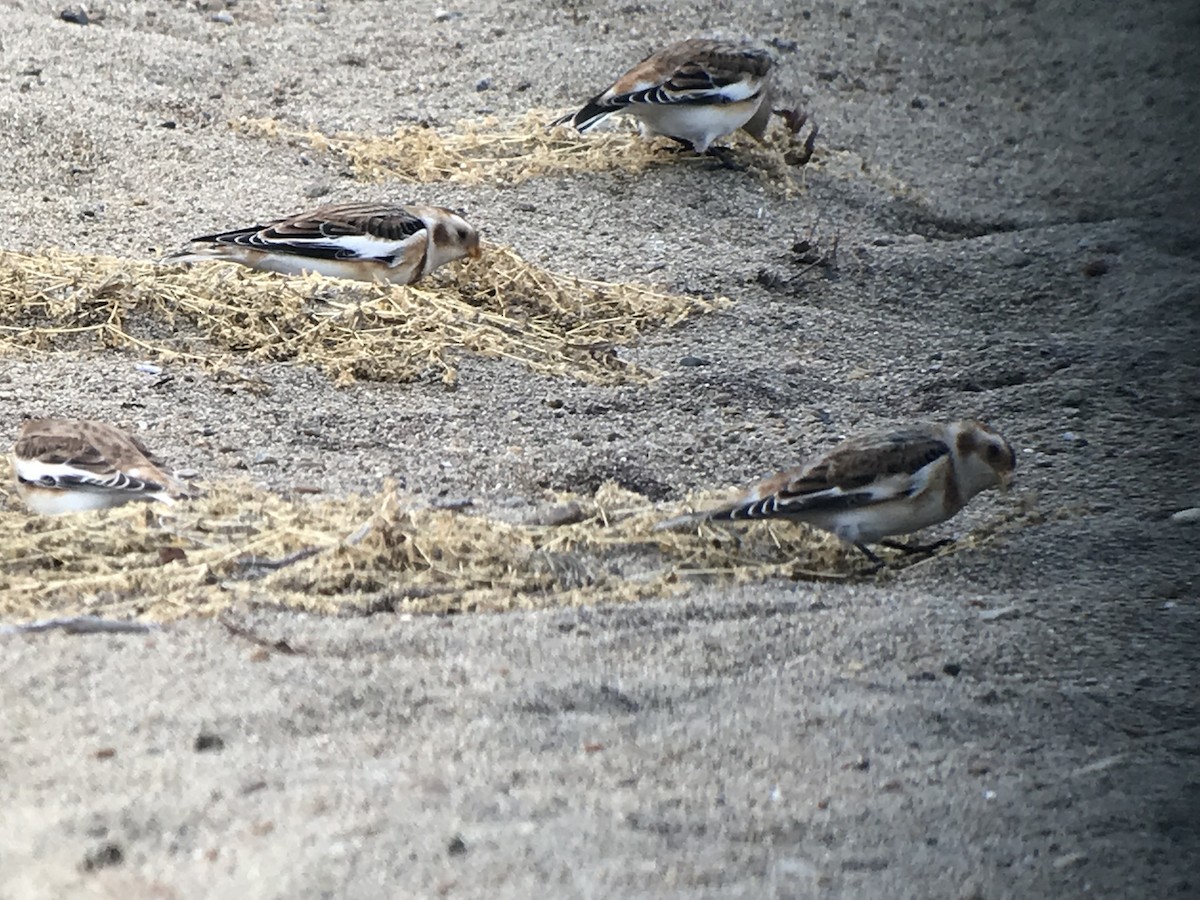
[
  {"x1": 0, "y1": 481, "x2": 856, "y2": 623},
  {"x1": 0, "y1": 245, "x2": 725, "y2": 386},
  {"x1": 0, "y1": 478, "x2": 1056, "y2": 624},
  {"x1": 232, "y1": 109, "x2": 814, "y2": 191}
]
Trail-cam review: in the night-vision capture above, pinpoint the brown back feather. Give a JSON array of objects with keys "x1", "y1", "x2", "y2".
[{"x1": 782, "y1": 429, "x2": 950, "y2": 497}]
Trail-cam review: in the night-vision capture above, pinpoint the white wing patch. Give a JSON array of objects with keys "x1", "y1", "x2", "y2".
[
  {"x1": 711, "y1": 81, "x2": 759, "y2": 103},
  {"x1": 15, "y1": 458, "x2": 162, "y2": 495},
  {"x1": 300, "y1": 233, "x2": 423, "y2": 262}
]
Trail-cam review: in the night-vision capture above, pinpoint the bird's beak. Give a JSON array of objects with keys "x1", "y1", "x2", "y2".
[
  {"x1": 999, "y1": 471, "x2": 1015, "y2": 492},
  {"x1": 468, "y1": 244, "x2": 482, "y2": 259}
]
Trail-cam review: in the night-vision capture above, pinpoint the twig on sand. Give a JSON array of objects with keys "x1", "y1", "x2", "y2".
[
  {"x1": 230, "y1": 546, "x2": 323, "y2": 573},
  {"x1": 218, "y1": 616, "x2": 304, "y2": 655},
  {"x1": 0, "y1": 616, "x2": 158, "y2": 636}
]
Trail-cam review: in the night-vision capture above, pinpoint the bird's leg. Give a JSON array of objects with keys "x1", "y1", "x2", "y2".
[
  {"x1": 853, "y1": 542, "x2": 886, "y2": 573},
  {"x1": 704, "y1": 145, "x2": 748, "y2": 171},
  {"x1": 653, "y1": 136, "x2": 695, "y2": 156},
  {"x1": 878, "y1": 537, "x2": 955, "y2": 555}
]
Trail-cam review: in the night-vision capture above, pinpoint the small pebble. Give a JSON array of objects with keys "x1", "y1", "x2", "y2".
[
  {"x1": 210, "y1": 11, "x2": 234, "y2": 24},
  {"x1": 82, "y1": 842, "x2": 123, "y2": 871},
  {"x1": 525, "y1": 501, "x2": 586, "y2": 527},
  {"x1": 1060, "y1": 388, "x2": 1084, "y2": 408},
  {"x1": 1168, "y1": 507, "x2": 1200, "y2": 524},
  {"x1": 59, "y1": 7, "x2": 89, "y2": 25},
  {"x1": 979, "y1": 605, "x2": 1020, "y2": 622},
  {"x1": 679, "y1": 356, "x2": 710, "y2": 367},
  {"x1": 431, "y1": 496, "x2": 473, "y2": 510},
  {"x1": 433, "y1": 8, "x2": 462, "y2": 21},
  {"x1": 194, "y1": 733, "x2": 225, "y2": 753},
  {"x1": 474, "y1": 77, "x2": 491, "y2": 92},
  {"x1": 1052, "y1": 851, "x2": 1088, "y2": 869}
]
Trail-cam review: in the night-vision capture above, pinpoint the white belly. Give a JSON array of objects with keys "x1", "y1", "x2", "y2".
[
  {"x1": 629, "y1": 97, "x2": 762, "y2": 152},
  {"x1": 803, "y1": 488, "x2": 960, "y2": 544},
  {"x1": 17, "y1": 485, "x2": 134, "y2": 516},
  {"x1": 242, "y1": 251, "x2": 408, "y2": 284}
]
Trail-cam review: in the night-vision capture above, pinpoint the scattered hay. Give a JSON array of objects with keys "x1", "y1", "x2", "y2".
[
  {"x1": 0, "y1": 479, "x2": 1058, "y2": 624},
  {"x1": 233, "y1": 109, "x2": 815, "y2": 191},
  {"x1": 0, "y1": 245, "x2": 724, "y2": 386},
  {"x1": 0, "y1": 481, "x2": 863, "y2": 623}
]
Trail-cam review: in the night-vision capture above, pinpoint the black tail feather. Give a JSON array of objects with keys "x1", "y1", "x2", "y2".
[{"x1": 552, "y1": 95, "x2": 621, "y2": 133}]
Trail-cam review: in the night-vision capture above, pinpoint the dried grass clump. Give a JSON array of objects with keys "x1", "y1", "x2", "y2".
[
  {"x1": 232, "y1": 110, "x2": 814, "y2": 192},
  {"x1": 0, "y1": 476, "x2": 1055, "y2": 625},
  {"x1": 0, "y1": 245, "x2": 724, "y2": 386},
  {"x1": 0, "y1": 481, "x2": 865, "y2": 624}
]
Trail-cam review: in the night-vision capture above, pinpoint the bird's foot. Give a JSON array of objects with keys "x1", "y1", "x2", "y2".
[
  {"x1": 853, "y1": 538, "x2": 953, "y2": 574},
  {"x1": 853, "y1": 542, "x2": 887, "y2": 574},
  {"x1": 704, "y1": 145, "x2": 748, "y2": 171},
  {"x1": 878, "y1": 538, "x2": 955, "y2": 556}
]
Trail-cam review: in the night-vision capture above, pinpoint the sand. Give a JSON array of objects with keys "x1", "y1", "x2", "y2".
[{"x1": 1, "y1": 0, "x2": 1198, "y2": 897}]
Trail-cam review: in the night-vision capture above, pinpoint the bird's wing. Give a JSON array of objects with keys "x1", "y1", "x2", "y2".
[
  {"x1": 565, "y1": 40, "x2": 771, "y2": 130},
  {"x1": 186, "y1": 203, "x2": 428, "y2": 262},
  {"x1": 13, "y1": 431, "x2": 173, "y2": 497},
  {"x1": 720, "y1": 429, "x2": 951, "y2": 519}
]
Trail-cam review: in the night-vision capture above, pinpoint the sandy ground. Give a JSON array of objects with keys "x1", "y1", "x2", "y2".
[{"x1": 2, "y1": 0, "x2": 1199, "y2": 897}]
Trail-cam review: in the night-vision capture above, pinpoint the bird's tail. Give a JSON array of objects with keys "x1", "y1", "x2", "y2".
[
  {"x1": 651, "y1": 508, "x2": 719, "y2": 533},
  {"x1": 549, "y1": 96, "x2": 620, "y2": 133},
  {"x1": 158, "y1": 244, "x2": 223, "y2": 266}
]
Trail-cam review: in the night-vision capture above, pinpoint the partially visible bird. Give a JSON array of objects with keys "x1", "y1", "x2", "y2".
[
  {"x1": 162, "y1": 202, "x2": 481, "y2": 285},
  {"x1": 552, "y1": 38, "x2": 774, "y2": 154},
  {"x1": 659, "y1": 420, "x2": 1017, "y2": 565},
  {"x1": 10, "y1": 418, "x2": 190, "y2": 515}
]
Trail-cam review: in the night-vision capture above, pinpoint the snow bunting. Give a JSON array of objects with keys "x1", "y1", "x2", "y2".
[
  {"x1": 552, "y1": 38, "x2": 774, "y2": 153},
  {"x1": 675, "y1": 421, "x2": 1016, "y2": 565},
  {"x1": 163, "y1": 202, "x2": 482, "y2": 284},
  {"x1": 10, "y1": 418, "x2": 189, "y2": 515}
]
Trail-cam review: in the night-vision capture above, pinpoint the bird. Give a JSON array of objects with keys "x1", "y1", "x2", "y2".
[
  {"x1": 9, "y1": 418, "x2": 190, "y2": 515},
  {"x1": 162, "y1": 202, "x2": 482, "y2": 285},
  {"x1": 662, "y1": 421, "x2": 1016, "y2": 565},
  {"x1": 552, "y1": 38, "x2": 774, "y2": 154}
]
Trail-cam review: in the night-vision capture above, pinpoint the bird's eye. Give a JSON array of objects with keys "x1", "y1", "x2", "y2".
[{"x1": 986, "y1": 443, "x2": 1003, "y2": 463}]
